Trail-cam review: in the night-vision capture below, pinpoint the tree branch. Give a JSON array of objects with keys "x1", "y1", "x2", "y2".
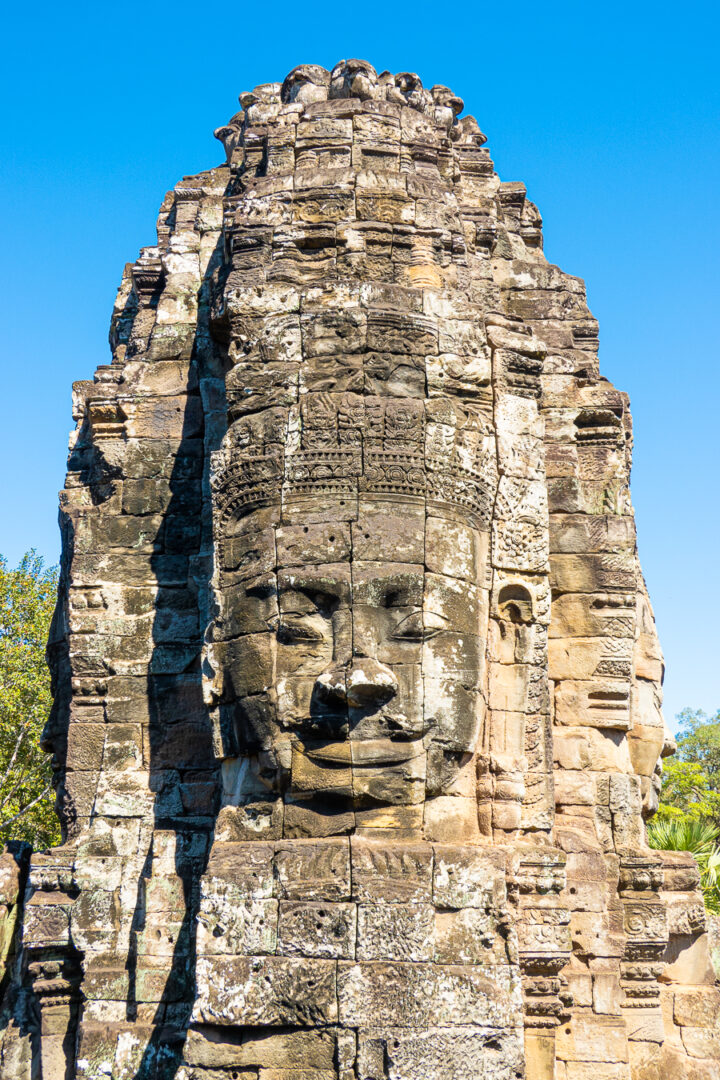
[
  {"x1": 0, "y1": 721, "x2": 30, "y2": 789},
  {"x1": 0, "y1": 760, "x2": 46, "y2": 811},
  {"x1": 0, "y1": 783, "x2": 53, "y2": 828}
]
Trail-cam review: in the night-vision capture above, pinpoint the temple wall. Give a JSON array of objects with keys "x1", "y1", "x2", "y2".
[{"x1": 0, "y1": 59, "x2": 717, "y2": 1080}]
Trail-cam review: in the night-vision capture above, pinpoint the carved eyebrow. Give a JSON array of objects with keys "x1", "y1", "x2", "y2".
[
  {"x1": 279, "y1": 575, "x2": 345, "y2": 597},
  {"x1": 305, "y1": 588, "x2": 341, "y2": 618},
  {"x1": 379, "y1": 577, "x2": 424, "y2": 606},
  {"x1": 245, "y1": 578, "x2": 276, "y2": 600},
  {"x1": 278, "y1": 578, "x2": 346, "y2": 617},
  {"x1": 383, "y1": 587, "x2": 411, "y2": 607}
]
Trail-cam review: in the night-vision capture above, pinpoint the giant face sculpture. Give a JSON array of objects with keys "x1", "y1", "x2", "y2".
[
  {"x1": 205, "y1": 373, "x2": 497, "y2": 839},
  {"x1": 197, "y1": 57, "x2": 548, "y2": 845},
  {"x1": 629, "y1": 591, "x2": 675, "y2": 816}
]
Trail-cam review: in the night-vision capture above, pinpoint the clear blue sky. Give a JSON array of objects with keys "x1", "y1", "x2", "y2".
[{"x1": 1, "y1": 0, "x2": 718, "y2": 728}]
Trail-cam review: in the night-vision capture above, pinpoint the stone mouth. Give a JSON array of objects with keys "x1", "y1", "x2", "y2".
[
  {"x1": 49, "y1": 759, "x2": 66, "y2": 789},
  {"x1": 299, "y1": 738, "x2": 425, "y2": 767}
]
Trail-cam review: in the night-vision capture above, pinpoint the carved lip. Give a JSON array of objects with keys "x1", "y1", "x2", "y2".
[
  {"x1": 49, "y1": 758, "x2": 66, "y2": 789},
  {"x1": 301, "y1": 738, "x2": 424, "y2": 767}
]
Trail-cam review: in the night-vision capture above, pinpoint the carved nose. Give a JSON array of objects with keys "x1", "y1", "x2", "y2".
[
  {"x1": 315, "y1": 666, "x2": 347, "y2": 707},
  {"x1": 315, "y1": 658, "x2": 398, "y2": 709},
  {"x1": 346, "y1": 657, "x2": 398, "y2": 707},
  {"x1": 350, "y1": 73, "x2": 371, "y2": 99}
]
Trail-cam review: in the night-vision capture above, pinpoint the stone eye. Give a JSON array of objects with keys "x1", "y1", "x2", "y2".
[
  {"x1": 303, "y1": 590, "x2": 339, "y2": 618},
  {"x1": 384, "y1": 590, "x2": 403, "y2": 608},
  {"x1": 391, "y1": 610, "x2": 444, "y2": 642},
  {"x1": 274, "y1": 614, "x2": 324, "y2": 644}
]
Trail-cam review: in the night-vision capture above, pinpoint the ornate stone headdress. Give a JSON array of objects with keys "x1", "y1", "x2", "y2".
[{"x1": 211, "y1": 393, "x2": 497, "y2": 531}]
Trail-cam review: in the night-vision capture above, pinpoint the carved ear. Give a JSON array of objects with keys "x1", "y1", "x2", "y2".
[
  {"x1": 497, "y1": 582, "x2": 534, "y2": 624},
  {"x1": 201, "y1": 642, "x2": 225, "y2": 706}
]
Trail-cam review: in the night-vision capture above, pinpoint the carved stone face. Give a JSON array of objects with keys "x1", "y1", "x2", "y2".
[
  {"x1": 629, "y1": 593, "x2": 675, "y2": 816},
  {"x1": 206, "y1": 394, "x2": 495, "y2": 830},
  {"x1": 204, "y1": 89, "x2": 500, "y2": 838},
  {"x1": 329, "y1": 59, "x2": 378, "y2": 101},
  {"x1": 40, "y1": 697, "x2": 72, "y2": 836},
  {"x1": 281, "y1": 64, "x2": 331, "y2": 105},
  {"x1": 224, "y1": 501, "x2": 486, "y2": 791}
]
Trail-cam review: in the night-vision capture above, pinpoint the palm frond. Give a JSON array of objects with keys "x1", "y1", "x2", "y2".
[{"x1": 647, "y1": 816, "x2": 720, "y2": 857}]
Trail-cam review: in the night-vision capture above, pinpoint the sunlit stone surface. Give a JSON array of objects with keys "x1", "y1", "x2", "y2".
[{"x1": 0, "y1": 59, "x2": 718, "y2": 1080}]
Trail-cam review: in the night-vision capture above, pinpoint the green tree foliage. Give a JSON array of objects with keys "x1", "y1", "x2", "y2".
[
  {"x1": 651, "y1": 709, "x2": 720, "y2": 911},
  {"x1": 656, "y1": 708, "x2": 720, "y2": 823},
  {"x1": 0, "y1": 552, "x2": 60, "y2": 848},
  {"x1": 647, "y1": 817, "x2": 720, "y2": 913},
  {"x1": 674, "y1": 707, "x2": 720, "y2": 784}
]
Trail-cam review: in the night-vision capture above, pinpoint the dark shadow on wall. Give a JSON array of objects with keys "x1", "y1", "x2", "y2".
[
  {"x1": 129, "y1": 228, "x2": 229, "y2": 1080},
  {"x1": 0, "y1": 213, "x2": 229, "y2": 1079}
]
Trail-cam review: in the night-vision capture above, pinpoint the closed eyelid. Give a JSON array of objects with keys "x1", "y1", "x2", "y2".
[
  {"x1": 381, "y1": 585, "x2": 423, "y2": 608},
  {"x1": 273, "y1": 613, "x2": 326, "y2": 643},
  {"x1": 391, "y1": 609, "x2": 447, "y2": 641},
  {"x1": 301, "y1": 588, "x2": 342, "y2": 617},
  {"x1": 279, "y1": 580, "x2": 344, "y2": 609}
]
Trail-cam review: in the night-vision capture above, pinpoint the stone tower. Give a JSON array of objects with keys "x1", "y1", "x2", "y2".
[{"x1": 0, "y1": 59, "x2": 718, "y2": 1080}]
